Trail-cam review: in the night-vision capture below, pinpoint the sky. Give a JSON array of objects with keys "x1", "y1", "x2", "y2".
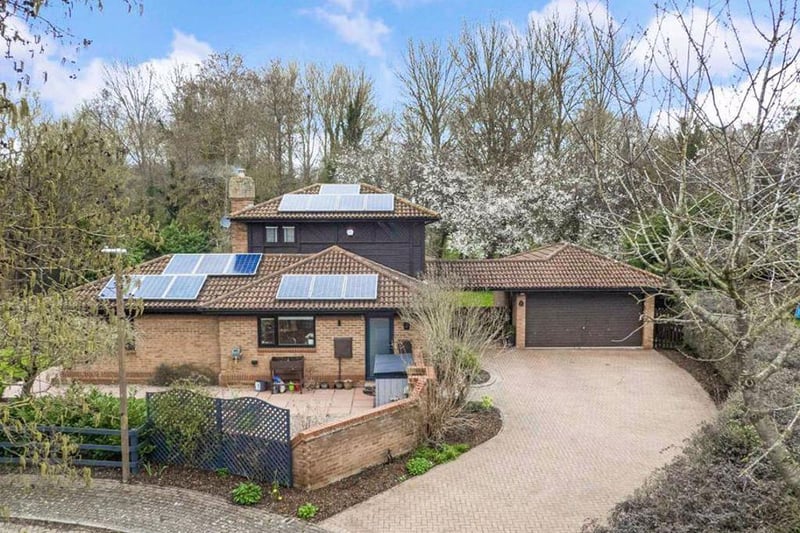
[{"x1": 1, "y1": 0, "x2": 793, "y2": 122}]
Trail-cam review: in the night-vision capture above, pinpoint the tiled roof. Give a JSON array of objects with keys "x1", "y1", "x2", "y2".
[
  {"x1": 204, "y1": 246, "x2": 420, "y2": 312},
  {"x1": 74, "y1": 254, "x2": 307, "y2": 312},
  {"x1": 229, "y1": 183, "x2": 440, "y2": 221},
  {"x1": 427, "y1": 243, "x2": 662, "y2": 290}
]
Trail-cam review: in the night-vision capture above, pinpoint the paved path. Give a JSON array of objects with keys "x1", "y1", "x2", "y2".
[
  {"x1": 323, "y1": 349, "x2": 716, "y2": 533},
  {"x1": 0, "y1": 475, "x2": 324, "y2": 533}
]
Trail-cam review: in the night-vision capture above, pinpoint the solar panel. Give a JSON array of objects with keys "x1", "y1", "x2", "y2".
[
  {"x1": 319, "y1": 184, "x2": 360, "y2": 195},
  {"x1": 99, "y1": 274, "x2": 208, "y2": 300},
  {"x1": 310, "y1": 275, "x2": 346, "y2": 299},
  {"x1": 343, "y1": 274, "x2": 379, "y2": 299},
  {"x1": 230, "y1": 253, "x2": 261, "y2": 275},
  {"x1": 275, "y1": 274, "x2": 378, "y2": 300},
  {"x1": 364, "y1": 194, "x2": 395, "y2": 211},
  {"x1": 276, "y1": 275, "x2": 313, "y2": 299},
  {"x1": 278, "y1": 192, "x2": 394, "y2": 213},
  {"x1": 98, "y1": 278, "x2": 119, "y2": 299},
  {"x1": 307, "y1": 194, "x2": 339, "y2": 211},
  {"x1": 196, "y1": 254, "x2": 233, "y2": 274},
  {"x1": 164, "y1": 275, "x2": 207, "y2": 300},
  {"x1": 337, "y1": 194, "x2": 365, "y2": 211},
  {"x1": 134, "y1": 275, "x2": 173, "y2": 299},
  {"x1": 164, "y1": 254, "x2": 261, "y2": 276},
  {"x1": 163, "y1": 254, "x2": 202, "y2": 275},
  {"x1": 278, "y1": 194, "x2": 311, "y2": 212}
]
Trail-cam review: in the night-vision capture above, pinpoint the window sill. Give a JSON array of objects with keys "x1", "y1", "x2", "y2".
[{"x1": 257, "y1": 347, "x2": 316, "y2": 353}]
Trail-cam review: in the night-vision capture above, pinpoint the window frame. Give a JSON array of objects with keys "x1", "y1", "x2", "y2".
[
  {"x1": 265, "y1": 226, "x2": 279, "y2": 244},
  {"x1": 257, "y1": 316, "x2": 316, "y2": 348},
  {"x1": 283, "y1": 226, "x2": 296, "y2": 243}
]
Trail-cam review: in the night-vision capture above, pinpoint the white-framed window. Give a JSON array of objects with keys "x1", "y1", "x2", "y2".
[
  {"x1": 265, "y1": 226, "x2": 278, "y2": 243},
  {"x1": 283, "y1": 226, "x2": 296, "y2": 243}
]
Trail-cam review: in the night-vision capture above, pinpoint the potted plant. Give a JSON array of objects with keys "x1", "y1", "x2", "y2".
[
  {"x1": 319, "y1": 381, "x2": 329, "y2": 389},
  {"x1": 334, "y1": 380, "x2": 344, "y2": 389},
  {"x1": 343, "y1": 379, "x2": 353, "y2": 390}
]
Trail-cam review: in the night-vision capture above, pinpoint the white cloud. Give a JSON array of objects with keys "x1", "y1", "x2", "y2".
[
  {"x1": 527, "y1": 0, "x2": 614, "y2": 29},
  {"x1": 305, "y1": 1, "x2": 390, "y2": 57},
  {"x1": 2, "y1": 18, "x2": 212, "y2": 116},
  {"x1": 651, "y1": 63, "x2": 800, "y2": 130},
  {"x1": 632, "y1": 6, "x2": 764, "y2": 79}
]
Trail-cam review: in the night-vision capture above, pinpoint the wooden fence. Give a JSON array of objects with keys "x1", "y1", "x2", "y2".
[{"x1": 0, "y1": 425, "x2": 144, "y2": 473}]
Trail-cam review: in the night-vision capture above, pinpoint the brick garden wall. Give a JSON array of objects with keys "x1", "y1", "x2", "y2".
[
  {"x1": 65, "y1": 314, "x2": 220, "y2": 383},
  {"x1": 291, "y1": 366, "x2": 434, "y2": 490}
]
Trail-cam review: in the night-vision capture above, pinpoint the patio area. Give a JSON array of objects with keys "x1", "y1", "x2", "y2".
[{"x1": 47, "y1": 382, "x2": 377, "y2": 436}]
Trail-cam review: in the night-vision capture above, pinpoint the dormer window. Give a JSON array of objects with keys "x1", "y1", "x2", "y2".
[{"x1": 265, "y1": 226, "x2": 278, "y2": 243}]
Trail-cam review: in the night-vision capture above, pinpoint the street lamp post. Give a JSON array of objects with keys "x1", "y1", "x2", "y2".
[{"x1": 102, "y1": 247, "x2": 129, "y2": 483}]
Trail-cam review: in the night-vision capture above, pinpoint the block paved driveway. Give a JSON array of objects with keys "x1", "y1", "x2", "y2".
[{"x1": 322, "y1": 349, "x2": 717, "y2": 533}]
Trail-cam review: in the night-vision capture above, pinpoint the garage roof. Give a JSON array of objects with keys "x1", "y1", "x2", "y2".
[{"x1": 426, "y1": 243, "x2": 662, "y2": 290}]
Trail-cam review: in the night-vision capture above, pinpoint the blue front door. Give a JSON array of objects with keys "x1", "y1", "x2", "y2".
[{"x1": 366, "y1": 316, "x2": 393, "y2": 380}]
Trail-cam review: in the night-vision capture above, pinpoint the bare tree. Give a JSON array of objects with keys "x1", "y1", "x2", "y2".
[
  {"x1": 398, "y1": 39, "x2": 460, "y2": 161},
  {"x1": 84, "y1": 61, "x2": 166, "y2": 218},
  {"x1": 305, "y1": 64, "x2": 383, "y2": 180},
  {"x1": 451, "y1": 21, "x2": 522, "y2": 172},
  {"x1": 587, "y1": 0, "x2": 800, "y2": 491}
]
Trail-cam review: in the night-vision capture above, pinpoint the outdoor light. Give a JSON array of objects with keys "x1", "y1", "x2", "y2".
[
  {"x1": 100, "y1": 246, "x2": 130, "y2": 484},
  {"x1": 346, "y1": 228, "x2": 355, "y2": 236}
]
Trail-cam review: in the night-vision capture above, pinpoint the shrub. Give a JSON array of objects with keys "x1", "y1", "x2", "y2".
[
  {"x1": 1, "y1": 384, "x2": 149, "y2": 463},
  {"x1": 297, "y1": 503, "x2": 318, "y2": 520},
  {"x1": 406, "y1": 457, "x2": 433, "y2": 476},
  {"x1": 413, "y1": 443, "x2": 470, "y2": 465},
  {"x1": 146, "y1": 385, "x2": 216, "y2": 465},
  {"x1": 231, "y1": 482, "x2": 262, "y2": 505},
  {"x1": 480, "y1": 395, "x2": 493, "y2": 409},
  {"x1": 465, "y1": 397, "x2": 493, "y2": 412},
  {"x1": 150, "y1": 363, "x2": 218, "y2": 386},
  {"x1": 4, "y1": 383, "x2": 147, "y2": 429}
]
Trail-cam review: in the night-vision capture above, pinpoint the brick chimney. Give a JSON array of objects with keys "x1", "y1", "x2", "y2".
[
  {"x1": 228, "y1": 168, "x2": 255, "y2": 254},
  {"x1": 228, "y1": 168, "x2": 255, "y2": 214}
]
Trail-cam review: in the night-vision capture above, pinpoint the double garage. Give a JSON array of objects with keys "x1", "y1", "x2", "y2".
[{"x1": 522, "y1": 291, "x2": 647, "y2": 348}]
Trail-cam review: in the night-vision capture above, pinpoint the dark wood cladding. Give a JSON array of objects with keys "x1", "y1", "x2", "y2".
[
  {"x1": 525, "y1": 291, "x2": 643, "y2": 347},
  {"x1": 248, "y1": 220, "x2": 426, "y2": 276}
]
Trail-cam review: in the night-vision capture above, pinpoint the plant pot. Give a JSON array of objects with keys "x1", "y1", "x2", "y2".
[
  {"x1": 334, "y1": 380, "x2": 344, "y2": 389},
  {"x1": 343, "y1": 379, "x2": 353, "y2": 390},
  {"x1": 319, "y1": 382, "x2": 329, "y2": 389}
]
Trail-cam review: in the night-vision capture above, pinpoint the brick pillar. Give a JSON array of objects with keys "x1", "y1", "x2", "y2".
[
  {"x1": 228, "y1": 169, "x2": 255, "y2": 254},
  {"x1": 642, "y1": 294, "x2": 655, "y2": 349},
  {"x1": 514, "y1": 293, "x2": 526, "y2": 348}
]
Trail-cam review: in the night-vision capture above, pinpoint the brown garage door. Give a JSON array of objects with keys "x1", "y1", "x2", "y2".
[{"x1": 525, "y1": 291, "x2": 643, "y2": 347}]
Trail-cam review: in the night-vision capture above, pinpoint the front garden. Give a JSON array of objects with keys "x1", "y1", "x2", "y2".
[{"x1": 1, "y1": 383, "x2": 501, "y2": 523}]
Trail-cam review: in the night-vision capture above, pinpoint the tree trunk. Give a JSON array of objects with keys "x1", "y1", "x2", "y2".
[{"x1": 742, "y1": 386, "x2": 800, "y2": 493}]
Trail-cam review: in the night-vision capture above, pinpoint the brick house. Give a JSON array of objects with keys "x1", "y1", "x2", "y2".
[{"x1": 69, "y1": 172, "x2": 661, "y2": 385}]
